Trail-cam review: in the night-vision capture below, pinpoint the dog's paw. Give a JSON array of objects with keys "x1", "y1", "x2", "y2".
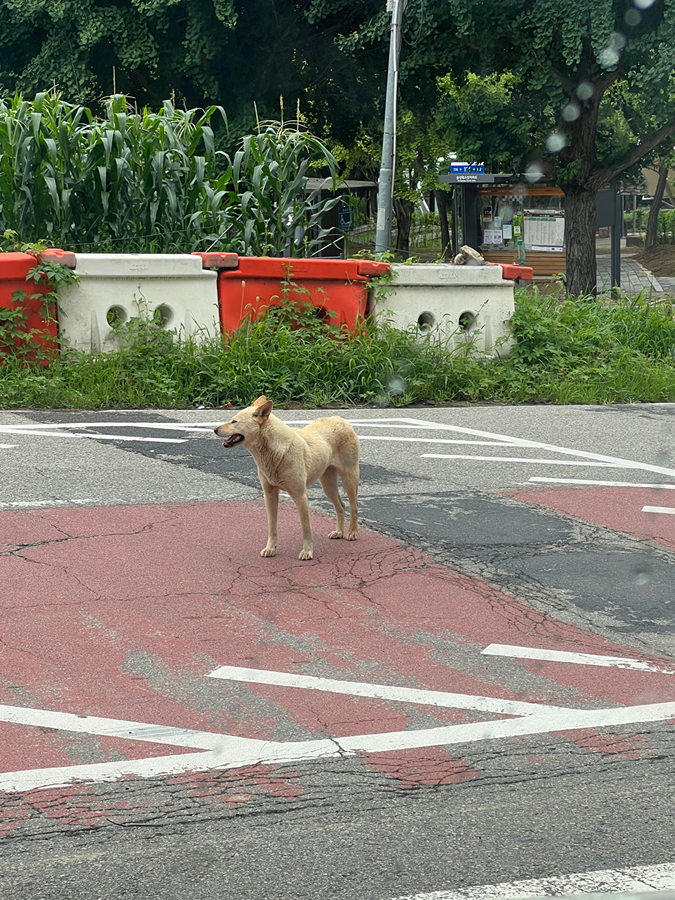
[
  {"x1": 298, "y1": 548, "x2": 313, "y2": 560},
  {"x1": 346, "y1": 529, "x2": 358, "y2": 541},
  {"x1": 260, "y1": 547, "x2": 276, "y2": 557},
  {"x1": 328, "y1": 530, "x2": 344, "y2": 540}
]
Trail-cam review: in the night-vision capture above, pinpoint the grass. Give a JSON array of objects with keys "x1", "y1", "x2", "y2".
[{"x1": 2, "y1": 288, "x2": 675, "y2": 409}]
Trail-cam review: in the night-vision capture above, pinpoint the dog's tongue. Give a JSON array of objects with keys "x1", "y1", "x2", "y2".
[{"x1": 222, "y1": 435, "x2": 241, "y2": 447}]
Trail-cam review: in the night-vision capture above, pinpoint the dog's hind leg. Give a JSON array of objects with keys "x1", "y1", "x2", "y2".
[
  {"x1": 340, "y1": 467, "x2": 359, "y2": 541},
  {"x1": 320, "y1": 466, "x2": 346, "y2": 539},
  {"x1": 261, "y1": 481, "x2": 279, "y2": 557}
]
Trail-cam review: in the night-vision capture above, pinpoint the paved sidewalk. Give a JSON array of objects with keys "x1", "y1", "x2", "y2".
[{"x1": 596, "y1": 254, "x2": 663, "y2": 294}]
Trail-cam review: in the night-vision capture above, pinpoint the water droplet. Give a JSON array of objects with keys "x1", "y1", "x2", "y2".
[
  {"x1": 609, "y1": 31, "x2": 627, "y2": 50},
  {"x1": 524, "y1": 163, "x2": 544, "y2": 183},
  {"x1": 576, "y1": 81, "x2": 594, "y2": 101},
  {"x1": 546, "y1": 132, "x2": 566, "y2": 153},
  {"x1": 625, "y1": 7, "x2": 641, "y2": 25},
  {"x1": 562, "y1": 102, "x2": 581, "y2": 122},
  {"x1": 387, "y1": 375, "x2": 406, "y2": 396},
  {"x1": 634, "y1": 0, "x2": 656, "y2": 8},
  {"x1": 598, "y1": 47, "x2": 620, "y2": 67},
  {"x1": 632, "y1": 564, "x2": 651, "y2": 586}
]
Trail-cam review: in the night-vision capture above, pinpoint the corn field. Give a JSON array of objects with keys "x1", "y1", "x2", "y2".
[{"x1": 0, "y1": 93, "x2": 339, "y2": 255}]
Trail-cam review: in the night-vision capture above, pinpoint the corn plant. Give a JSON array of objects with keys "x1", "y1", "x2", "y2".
[
  {"x1": 0, "y1": 93, "x2": 340, "y2": 256},
  {"x1": 0, "y1": 93, "x2": 92, "y2": 246},
  {"x1": 215, "y1": 123, "x2": 342, "y2": 257},
  {"x1": 80, "y1": 96, "x2": 233, "y2": 251}
]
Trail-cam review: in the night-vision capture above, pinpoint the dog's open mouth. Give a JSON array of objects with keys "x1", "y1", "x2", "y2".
[{"x1": 221, "y1": 433, "x2": 245, "y2": 448}]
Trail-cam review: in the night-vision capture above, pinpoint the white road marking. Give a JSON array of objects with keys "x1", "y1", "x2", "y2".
[
  {"x1": 0, "y1": 428, "x2": 186, "y2": 443},
  {"x1": 359, "y1": 437, "x2": 521, "y2": 446},
  {"x1": 206, "y1": 665, "x2": 558, "y2": 716},
  {"x1": 388, "y1": 862, "x2": 675, "y2": 899},
  {"x1": 3, "y1": 696, "x2": 675, "y2": 793},
  {"x1": 422, "y1": 454, "x2": 629, "y2": 468},
  {"x1": 0, "y1": 444, "x2": 16, "y2": 449},
  {"x1": 0, "y1": 499, "x2": 108, "y2": 510},
  {"x1": 399, "y1": 416, "x2": 675, "y2": 479},
  {"x1": 643, "y1": 505, "x2": 675, "y2": 515},
  {"x1": 9, "y1": 416, "x2": 669, "y2": 484},
  {"x1": 0, "y1": 705, "x2": 225, "y2": 749},
  {"x1": 482, "y1": 643, "x2": 675, "y2": 675},
  {"x1": 528, "y1": 477, "x2": 675, "y2": 489},
  {"x1": 282, "y1": 418, "x2": 439, "y2": 428}
]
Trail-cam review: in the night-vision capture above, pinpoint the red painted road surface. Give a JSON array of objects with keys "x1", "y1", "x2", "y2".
[
  {"x1": 1, "y1": 498, "x2": 674, "y2": 834},
  {"x1": 507, "y1": 486, "x2": 675, "y2": 551}
]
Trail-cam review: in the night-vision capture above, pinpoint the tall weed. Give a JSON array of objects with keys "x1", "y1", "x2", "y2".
[{"x1": 2, "y1": 288, "x2": 675, "y2": 409}]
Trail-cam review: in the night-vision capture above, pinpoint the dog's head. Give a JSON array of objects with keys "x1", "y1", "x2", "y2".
[{"x1": 214, "y1": 395, "x2": 274, "y2": 448}]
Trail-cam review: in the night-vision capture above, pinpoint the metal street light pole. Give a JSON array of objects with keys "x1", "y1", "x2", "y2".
[{"x1": 375, "y1": 0, "x2": 406, "y2": 255}]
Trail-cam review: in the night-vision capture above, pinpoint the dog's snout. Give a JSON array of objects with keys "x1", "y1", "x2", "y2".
[{"x1": 213, "y1": 425, "x2": 222, "y2": 435}]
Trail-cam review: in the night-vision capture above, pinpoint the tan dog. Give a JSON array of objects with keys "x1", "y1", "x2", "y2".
[{"x1": 214, "y1": 396, "x2": 359, "y2": 560}]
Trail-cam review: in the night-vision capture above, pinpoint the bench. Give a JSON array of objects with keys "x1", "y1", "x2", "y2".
[{"x1": 482, "y1": 250, "x2": 566, "y2": 279}]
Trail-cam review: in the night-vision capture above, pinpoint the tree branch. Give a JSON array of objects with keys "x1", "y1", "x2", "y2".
[{"x1": 590, "y1": 119, "x2": 675, "y2": 189}]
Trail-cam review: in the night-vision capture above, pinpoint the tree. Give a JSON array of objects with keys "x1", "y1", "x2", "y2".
[
  {"x1": 0, "y1": 0, "x2": 377, "y2": 147},
  {"x1": 644, "y1": 154, "x2": 675, "y2": 249},
  {"x1": 308, "y1": 0, "x2": 675, "y2": 296}
]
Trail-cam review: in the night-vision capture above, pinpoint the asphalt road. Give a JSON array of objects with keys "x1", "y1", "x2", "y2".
[{"x1": 1, "y1": 403, "x2": 674, "y2": 900}]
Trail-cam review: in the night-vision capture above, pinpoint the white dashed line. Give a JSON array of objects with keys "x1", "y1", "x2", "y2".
[
  {"x1": 358, "y1": 436, "x2": 520, "y2": 446},
  {"x1": 529, "y1": 477, "x2": 675, "y2": 489},
  {"x1": 642, "y1": 506, "x2": 675, "y2": 515},
  {"x1": 482, "y1": 643, "x2": 675, "y2": 675},
  {"x1": 207, "y1": 665, "x2": 557, "y2": 716},
  {"x1": 387, "y1": 862, "x2": 675, "y2": 900},
  {"x1": 422, "y1": 454, "x2": 630, "y2": 468}
]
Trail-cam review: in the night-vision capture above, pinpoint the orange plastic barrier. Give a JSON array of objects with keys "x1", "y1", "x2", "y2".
[
  {"x1": 39, "y1": 248, "x2": 76, "y2": 268},
  {"x1": 0, "y1": 252, "x2": 58, "y2": 357},
  {"x1": 192, "y1": 251, "x2": 238, "y2": 270},
  {"x1": 211, "y1": 257, "x2": 390, "y2": 332},
  {"x1": 489, "y1": 262, "x2": 534, "y2": 282}
]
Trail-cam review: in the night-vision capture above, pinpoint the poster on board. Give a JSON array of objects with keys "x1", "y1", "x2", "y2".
[{"x1": 524, "y1": 211, "x2": 565, "y2": 252}]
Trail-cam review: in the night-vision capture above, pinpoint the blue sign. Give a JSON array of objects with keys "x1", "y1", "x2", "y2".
[
  {"x1": 451, "y1": 162, "x2": 485, "y2": 174},
  {"x1": 338, "y1": 205, "x2": 353, "y2": 232}
]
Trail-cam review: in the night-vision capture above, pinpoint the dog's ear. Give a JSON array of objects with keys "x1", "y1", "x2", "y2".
[
  {"x1": 254, "y1": 399, "x2": 273, "y2": 421},
  {"x1": 252, "y1": 395, "x2": 267, "y2": 407}
]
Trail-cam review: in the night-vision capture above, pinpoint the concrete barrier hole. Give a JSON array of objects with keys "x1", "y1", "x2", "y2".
[
  {"x1": 154, "y1": 304, "x2": 174, "y2": 328},
  {"x1": 417, "y1": 311, "x2": 436, "y2": 333},
  {"x1": 459, "y1": 310, "x2": 477, "y2": 333},
  {"x1": 106, "y1": 305, "x2": 128, "y2": 327}
]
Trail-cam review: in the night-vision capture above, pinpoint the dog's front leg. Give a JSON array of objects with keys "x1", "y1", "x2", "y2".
[
  {"x1": 261, "y1": 482, "x2": 279, "y2": 557},
  {"x1": 289, "y1": 488, "x2": 314, "y2": 560}
]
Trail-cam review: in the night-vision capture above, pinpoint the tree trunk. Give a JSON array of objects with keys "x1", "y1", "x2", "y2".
[
  {"x1": 434, "y1": 188, "x2": 453, "y2": 260},
  {"x1": 393, "y1": 198, "x2": 414, "y2": 253},
  {"x1": 563, "y1": 186, "x2": 598, "y2": 297},
  {"x1": 646, "y1": 164, "x2": 668, "y2": 250}
]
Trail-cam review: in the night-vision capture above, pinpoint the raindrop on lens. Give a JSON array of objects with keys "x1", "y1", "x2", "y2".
[
  {"x1": 625, "y1": 7, "x2": 641, "y2": 25},
  {"x1": 609, "y1": 31, "x2": 627, "y2": 50},
  {"x1": 525, "y1": 163, "x2": 544, "y2": 183},
  {"x1": 598, "y1": 47, "x2": 620, "y2": 67},
  {"x1": 562, "y1": 102, "x2": 581, "y2": 122},
  {"x1": 576, "y1": 81, "x2": 594, "y2": 101},
  {"x1": 634, "y1": 0, "x2": 656, "y2": 8},
  {"x1": 546, "y1": 132, "x2": 566, "y2": 153},
  {"x1": 632, "y1": 564, "x2": 651, "y2": 586},
  {"x1": 387, "y1": 375, "x2": 406, "y2": 396}
]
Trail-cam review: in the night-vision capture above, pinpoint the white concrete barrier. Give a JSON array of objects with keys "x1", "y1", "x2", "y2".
[
  {"x1": 372, "y1": 264, "x2": 515, "y2": 356},
  {"x1": 57, "y1": 254, "x2": 219, "y2": 353}
]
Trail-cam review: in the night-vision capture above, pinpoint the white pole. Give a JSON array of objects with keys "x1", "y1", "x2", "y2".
[{"x1": 375, "y1": 0, "x2": 406, "y2": 255}]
